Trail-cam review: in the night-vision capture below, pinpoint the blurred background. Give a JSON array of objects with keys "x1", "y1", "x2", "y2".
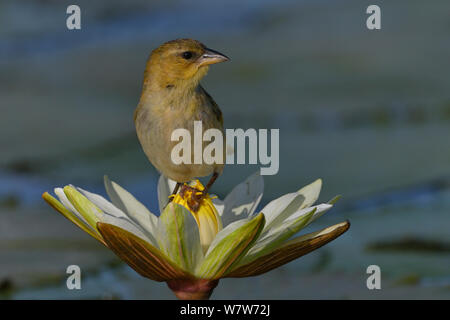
[{"x1": 1, "y1": 0, "x2": 449, "y2": 299}]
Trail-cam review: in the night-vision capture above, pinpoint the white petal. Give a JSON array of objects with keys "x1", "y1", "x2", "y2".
[
  {"x1": 240, "y1": 208, "x2": 316, "y2": 265},
  {"x1": 220, "y1": 171, "x2": 264, "y2": 227},
  {"x1": 261, "y1": 192, "x2": 300, "y2": 232},
  {"x1": 156, "y1": 203, "x2": 202, "y2": 272},
  {"x1": 196, "y1": 213, "x2": 265, "y2": 279},
  {"x1": 286, "y1": 203, "x2": 332, "y2": 224},
  {"x1": 297, "y1": 179, "x2": 322, "y2": 209},
  {"x1": 237, "y1": 203, "x2": 333, "y2": 267},
  {"x1": 157, "y1": 174, "x2": 177, "y2": 212},
  {"x1": 100, "y1": 214, "x2": 157, "y2": 246},
  {"x1": 54, "y1": 187, "x2": 93, "y2": 230},
  {"x1": 77, "y1": 187, "x2": 128, "y2": 219},
  {"x1": 261, "y1": 179, "x2": 323, "y2": 232},
  {"x1": 211, "y1": 197, "x2": 224, "y2": 216},
  {"x1": 204, "y1": 213, "x2": 261, "y2": 257},
  {"x1": 104, "y1": 176, "x2": 158, "y2": 234}
]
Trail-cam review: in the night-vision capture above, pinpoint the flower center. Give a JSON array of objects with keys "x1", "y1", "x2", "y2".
[{"x1": 172, "y1": 180, "x2": 222, "y2": 253}]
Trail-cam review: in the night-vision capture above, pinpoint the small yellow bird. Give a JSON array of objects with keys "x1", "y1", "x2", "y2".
[{"x1": 134, "y1": 39, "x2": 229, "y2": 208}]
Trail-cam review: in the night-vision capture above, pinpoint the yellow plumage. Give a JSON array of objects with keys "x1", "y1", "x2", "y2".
[{"x1": 134, "y1": 39, "x2": 229, "y2": 189}]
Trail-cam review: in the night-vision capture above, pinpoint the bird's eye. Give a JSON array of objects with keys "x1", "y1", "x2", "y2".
[{"x1": 182, "y1": 51, "x2": 193, "y2": 60}]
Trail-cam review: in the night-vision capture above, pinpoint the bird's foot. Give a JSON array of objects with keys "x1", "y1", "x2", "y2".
[
  {"x1": 190, "y1": 191, "x2": 206, "y2": 212},
  {"x1": 179, "y1": 184, "x2": 205, "y2": 213}
]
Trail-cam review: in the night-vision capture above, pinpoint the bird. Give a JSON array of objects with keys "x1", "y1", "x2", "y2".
[{"x1": 134, "y1": 39, "x2": 229, "y2": 210}]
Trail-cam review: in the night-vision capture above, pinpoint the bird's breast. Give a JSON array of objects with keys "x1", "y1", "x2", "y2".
[{"x1": 134, "y1": 88, "x2": 224, "y2": 181}]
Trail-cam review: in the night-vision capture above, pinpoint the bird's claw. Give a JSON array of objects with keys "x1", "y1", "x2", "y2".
[
  {"x1": 191, "y1": 191, "x2": 205, "y2": 212},
  {"x1": 179, "y1": 185, "x2": 205, "y2": 212}
]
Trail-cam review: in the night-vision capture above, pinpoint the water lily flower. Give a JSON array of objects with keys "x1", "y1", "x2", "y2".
[{"x1": 42, "y1": 172, "x2": 349, "y2": 299}]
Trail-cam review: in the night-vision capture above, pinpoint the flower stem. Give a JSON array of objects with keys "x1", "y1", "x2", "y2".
[{"x1": 167, "y1": 279, "x2": 219, "y2": 300}]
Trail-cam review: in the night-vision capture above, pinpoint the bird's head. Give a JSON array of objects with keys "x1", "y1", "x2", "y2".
[{"x1": 145, "y1": 39, "x2": 229, "y2": 90}]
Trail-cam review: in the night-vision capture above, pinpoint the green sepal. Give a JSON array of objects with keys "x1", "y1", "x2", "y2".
[
  {"x1": 157, "y1": 202, "x2": 202, "y2": 272},
  {"x1": 196, "y1": 213, "x2": 265, "y2": 279}
]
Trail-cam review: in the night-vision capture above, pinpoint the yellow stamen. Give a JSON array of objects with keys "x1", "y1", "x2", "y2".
[{"x1": 172, "y1": 180, "x2": 222, "y2": 253}]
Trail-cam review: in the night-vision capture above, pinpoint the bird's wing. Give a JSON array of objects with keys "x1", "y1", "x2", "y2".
[{"x1": 199, "y1": 86, "x2": 223, "y2": 126}]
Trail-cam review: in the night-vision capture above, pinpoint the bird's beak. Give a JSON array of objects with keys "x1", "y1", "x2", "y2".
[{"x1": 198, "y1": 48, "x2": 230, "y2": 66}]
